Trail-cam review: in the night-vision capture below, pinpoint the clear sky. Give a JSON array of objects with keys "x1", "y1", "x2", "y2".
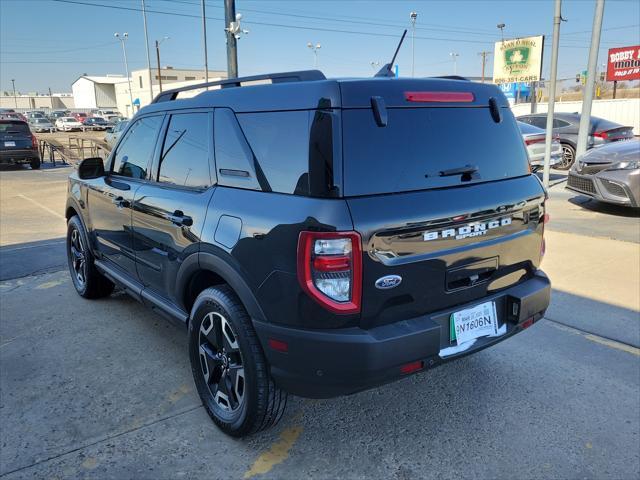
[{"x1": 1, "y1": 0, "x2": 639, "y2": 93}]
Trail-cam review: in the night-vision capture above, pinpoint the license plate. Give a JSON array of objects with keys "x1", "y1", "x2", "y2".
[
  {"x1": 4, "y1": 141, "x2": 16, "y2": 147},
  {"x1": 450, "y1": 301, "x2": 499, "y2": 345}
]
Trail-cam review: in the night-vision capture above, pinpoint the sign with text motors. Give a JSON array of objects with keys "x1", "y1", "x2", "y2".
[
  {"x1": 493, "y1": 35, "x2": 544, "y2": 85},
  {"x1": 606, "y1": 45, "x2": 640, "y2": 82}
]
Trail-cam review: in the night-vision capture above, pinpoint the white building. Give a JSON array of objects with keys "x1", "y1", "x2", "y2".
[
  {"x1": 115, "y1": 67, "x2": 226, "y2": 117},
  {"x1": 71, "y1": 75, "x2": 127, "y2": 110}
]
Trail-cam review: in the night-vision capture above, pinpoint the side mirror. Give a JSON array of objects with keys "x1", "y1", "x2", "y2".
[
  {"x1": 105, "y1": 127, "x2": 113, "y2": 133},
  {"x1": 78, "y1": 157, "x2": 105, "y2": 179}
]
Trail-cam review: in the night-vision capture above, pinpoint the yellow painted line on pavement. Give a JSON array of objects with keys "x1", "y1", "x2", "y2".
[
  {"x1": 17, "y1": 194, "x2": 65, "y2": 220},
  {"x1": 244, "y1": 416, "x2": 303, "y2": 479},
  {"x1": 584, "y1": 334, "x2": 640, "y2": 357},
  {"x1": 547, "y1": 320, "x2": 640, "y2": 357},
  {"x1": 35, "y1": 278, "x2": 66, "y2": 290}
]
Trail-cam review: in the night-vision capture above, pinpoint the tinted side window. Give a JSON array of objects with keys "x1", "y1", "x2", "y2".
[
  {"x1": 158, "y1": 113, "x2": 211, "y2": 188},
  {"x1": 214, "y1": 108, "x2": 261, "y2": 191},
  {"x1": 553, "y1": 119, "x2": 570, "y2": 128},
  {"x1": 236, "y1": 111, "x2": 309, "y2": 195},
  {"x1": 112, "y1": 116, "x2": 163, "y2": 179},
  {"x1": 530, "y1": 117, "x2": 547, "y2": 129}
]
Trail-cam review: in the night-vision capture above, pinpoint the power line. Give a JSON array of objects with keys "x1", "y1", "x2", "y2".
[{"x1": 1, "y1": 41, "x2": 119, "y2": 55}]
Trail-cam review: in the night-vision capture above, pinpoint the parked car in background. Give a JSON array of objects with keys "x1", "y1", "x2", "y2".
[
  {"x1": 55, "y1": 117, "x2": 83, "y2": 132},
  {"x1": 517, "y1": 121, "x2": 561, "y2": 172},
  {"x1": 567, "y1": 139, "x2": 640, "y2": 208},
  {"x1": 48, "y1": 110, "x2": 68, "y2": 122},
  {"x1": 25, "y1": 111, "x2": 46, "y2": 119},
  {"x1": 0, "y1": 119, "x2": 40, "y2": 169},
  {"x1": 0, "y1": 112, "x2": 26, "y2": 122},
  {"x1": 104, "y1": 119, "x2": 128, "y2": 148},
  {"x1": 72, "y1": 112, "x2": 88, "y2": 122},
  {"x1": 517, "y1": 112, "x2": 635, "y2": 170},
  {"x1": 82, "y1": 117, "x2": 109, "y2": 130},
  {"x1": 28, "y1": 117, "x2": 55, "y2": 133},
  {"x1": 95, "y1": 109, "x2": 118, "y2": 117}
]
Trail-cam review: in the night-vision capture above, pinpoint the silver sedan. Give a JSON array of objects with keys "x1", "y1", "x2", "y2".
[
  {"x1": 567, "y1": 139, "x2": 640, "y2": 208},
  {"x1": 517, "y1": 121, "x2": 562, "y2": 172}
]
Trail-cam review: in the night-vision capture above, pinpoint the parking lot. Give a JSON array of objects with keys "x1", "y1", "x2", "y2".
[{"x1": 0, "y1": 163, "x2": 639, "y2": 479}]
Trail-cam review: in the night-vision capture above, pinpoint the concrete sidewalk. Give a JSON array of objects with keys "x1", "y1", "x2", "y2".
[{"x1": 543, "y1": 229, "x2": 640, "y2": 346}]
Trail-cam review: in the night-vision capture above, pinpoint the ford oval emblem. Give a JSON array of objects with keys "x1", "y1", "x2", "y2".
[{"x1": 375, "y1": 275, "x2": 402, "y2": 290}]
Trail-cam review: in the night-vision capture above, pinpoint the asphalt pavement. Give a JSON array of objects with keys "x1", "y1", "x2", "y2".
[{"x1": 0, "y1": 165, "x2": 638, "y2": 479}]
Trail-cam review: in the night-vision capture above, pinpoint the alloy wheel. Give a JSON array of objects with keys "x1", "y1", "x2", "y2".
[
  {"x1": 560, "y1": 144, "x2": 575, "y2": 169},
  {"x1": 198, "y1": 311, "x2": 245, "y2": 412},
  {"x1": 69, "y1": 227, "x2": 86, "y2": 287}
]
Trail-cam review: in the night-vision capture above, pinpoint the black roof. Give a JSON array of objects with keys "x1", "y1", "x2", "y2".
[{"x1": 140, "y1": 70, "x2": 510, "y2": 115}]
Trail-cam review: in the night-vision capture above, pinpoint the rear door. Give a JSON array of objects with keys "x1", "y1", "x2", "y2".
[
  {"x1": 132, "y1": 110, "x2": 214, "y2": 303},
  {"x1": 339, "y1": 88, "x2": 545, "y2": 329}
]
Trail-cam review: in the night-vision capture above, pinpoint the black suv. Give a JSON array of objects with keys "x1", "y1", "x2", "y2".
[{"x1": 65, "y1": 70, "x2": 551, "y2": 437}]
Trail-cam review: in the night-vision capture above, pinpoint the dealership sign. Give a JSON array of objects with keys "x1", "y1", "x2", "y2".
[
  {"x1": 606, "y1": 45, "x2": 640, "y2": 81},
  {"x1": 493, "y1": 36, "x2": 544, "y2": 85}
]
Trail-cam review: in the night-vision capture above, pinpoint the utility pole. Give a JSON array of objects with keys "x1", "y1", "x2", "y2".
[
  {"x1": 224, "y1": 0, "x2": 239, "y2": 78},
  {"x1": 542, "y1": 0, "x2": 563, "y2": 189},
  {"x1": 115, "y1": 33, "x2": 134, "y2": 116},
  {"x1": 576, "y1": 0, "x2": 606, "y2": 159},
  {"x1": 11, "y1": 79, "x2": 17, "y2": 108},
  {"x1": 410, "y1": 12, "x2": 417, "y2": 77},
  {"x1": 201, "y1": 0, "x2": 209, "y2": 84},
  {"x1": 141, "y1": 0, "x2": 154, "y2": 102},
  {"x1": 478, "y1": 51, "x2": 491, "y2": 83},
  {"x1": 48, "y1": 87, "x2": 53, "y2": 109},
  {"x1": 156, "y1": 40, "x2": 162, "y2": 94},
  {"x1": 155, "y1": 37, "x2": 169, "y2": 93}
]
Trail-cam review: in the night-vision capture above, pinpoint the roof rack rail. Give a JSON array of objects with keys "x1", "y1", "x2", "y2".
[
  {"x1": 433, "y1": 75, "x2": 470, "y2": 81},
  {"x1": 152, "y1": 70, "x2": 327, "y2": 103}
]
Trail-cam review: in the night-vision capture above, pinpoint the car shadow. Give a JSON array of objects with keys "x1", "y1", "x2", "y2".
[{"x1": 567, "y1": 193, "x2": 640, "y2": 217}]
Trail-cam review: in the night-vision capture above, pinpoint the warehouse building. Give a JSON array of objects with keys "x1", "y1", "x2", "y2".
[
  {"x1": 71, "y1": 75, "x2": 127, "y2": 110},
  {"x1": 114, "y1": 67, "x2": 226, "y2": 116}
]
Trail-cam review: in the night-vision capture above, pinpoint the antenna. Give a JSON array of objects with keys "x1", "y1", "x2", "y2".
[{"x1": 374, "y1": 29, "x2": 408, "y2": 78}]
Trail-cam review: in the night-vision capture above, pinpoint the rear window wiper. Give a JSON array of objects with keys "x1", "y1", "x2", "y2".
[{"x1": 438, "y1": 164, "x2": 479, "y2": 177}]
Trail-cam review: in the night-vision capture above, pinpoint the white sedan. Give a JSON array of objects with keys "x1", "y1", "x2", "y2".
[{"x1": 55, "y1": 117, "x2": 83, "y2": 132}]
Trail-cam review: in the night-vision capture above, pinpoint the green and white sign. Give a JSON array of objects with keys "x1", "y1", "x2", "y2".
[{"x1": 493, "y1": 35, "x2": 544, "y2": 85}]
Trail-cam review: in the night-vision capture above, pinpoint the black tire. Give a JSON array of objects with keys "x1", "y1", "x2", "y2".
[
  {"x1": 557, "y1": 143, "x2": 576, "y2": 170},
  {"x1": 30, "y1": 158, "x2": 41, "y2": 170},
  {"x1": 189, "y1": 285, "x2": 287, "y2": 437},
  {"x1": 66, "y1": 215, "x2": 114, "y2": 299}
]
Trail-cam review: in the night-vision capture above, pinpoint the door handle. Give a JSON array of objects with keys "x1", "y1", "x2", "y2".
[
  {"x1": 167, "y1": 210, "x2": 193, "y2": 227},
  {"x1": 112, "y1": 196, "x2": 130, "y2": 208}
]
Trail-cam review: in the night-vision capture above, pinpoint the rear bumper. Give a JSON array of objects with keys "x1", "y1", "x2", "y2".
[
  {"x1": 254, "y1": 271, "x2": 551, "y2": 398},
  {"x1": 0, "y1": 149, "x2": 39, "y2": 164}
]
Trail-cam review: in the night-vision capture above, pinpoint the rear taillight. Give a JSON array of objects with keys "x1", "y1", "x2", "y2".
[
  {"x1": 525, "y1": 137, "x2": 545, "y2": 146},
  {"x1": 593, "y1": 130, "x2": 609, "y2": 139},
  {"x1": 31, "y1": 134, "x2": 38, "y2": 150},
  {"x1": 297, "y1": 231, "x2": 362, "y2": 314},
  {"x1": 404, "y1": 91, "x2": 475, "y2": 103}
]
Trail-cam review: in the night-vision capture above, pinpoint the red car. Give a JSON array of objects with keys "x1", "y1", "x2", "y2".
[{"x1": 71, "y1": 112, "x2": 88, "y2": 122}]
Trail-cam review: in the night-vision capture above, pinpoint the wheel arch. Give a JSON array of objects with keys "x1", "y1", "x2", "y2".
[{"x1": 177, "y1": 250, "x2": 267, "y2": 324}]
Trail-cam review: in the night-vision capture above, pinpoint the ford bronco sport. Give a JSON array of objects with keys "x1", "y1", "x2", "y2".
[{"x1": 66, "y1": 70, "x2": 551, "y2": 437}]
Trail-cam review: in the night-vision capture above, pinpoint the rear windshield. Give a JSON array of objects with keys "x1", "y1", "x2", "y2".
[
  {"x1": 342, "y1": 107, "x2": 529, "y2": 196},
  {"x1": 0, "y1": 121, "x2": 30, "y2": 135},
  {"x1": 517, "y1": 121, "x2": 543, "y2": 135}
]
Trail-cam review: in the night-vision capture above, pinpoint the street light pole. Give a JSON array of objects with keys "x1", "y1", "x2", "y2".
[
  {"x1": 307, "y1": 42, "x2": 321, "y2": 68},
  {"x1": 11, "y1": 79, "x2": 17, "y2": 108},
  {"x1": 449, "y1": 52, "x2": 459, "y2": 75},
  {"x1": 576, "y1": 0, "x2": 606, "y2": 159},
  {"x1": 141, "y1": 0, "x2": 154, "y2": 102},
  {"x1": 224, "y1": 0, "x2": 239, "y2": 78},
  {"x1": 115, "y1": 33, "x2": 134, "y2": 116},
  {"x1": 410, "y1": 12, "x2": 417, "y2": 77}
]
